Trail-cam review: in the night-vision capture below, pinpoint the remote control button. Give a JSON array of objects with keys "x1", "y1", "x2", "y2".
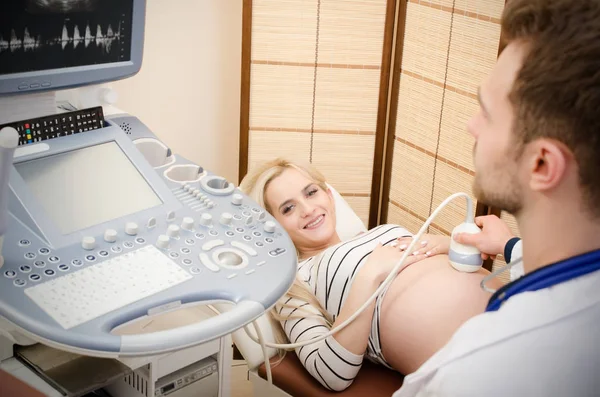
[
  {"x1": 264, "y1": 221, "x2": 276, "y2": 233},
  {"x1": 125, "y1": 222, "x2": 139, "y2": 236},
  {"x1": 104, "y1": 229, "x2": 118, "y2": 243},
  {"x1": 167, "y1": 224, "x2": 180, "y2": 238},
  {"x1": 231, "y1": 194, "x2": 243, "y2": 206},
  {"x1": 181, "y1": 217, "x2": 195, "y2": 231},
  {"x1": 156, "y1": 235, "x2": 170, "y2": 249},
  {"x1": 82, "y1": 236, "x2": 96, "y2": 250}
]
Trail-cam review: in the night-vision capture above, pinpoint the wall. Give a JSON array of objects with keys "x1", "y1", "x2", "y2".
[{"x1": 109, "y1": 0, "x2": 243, "y2": 184}]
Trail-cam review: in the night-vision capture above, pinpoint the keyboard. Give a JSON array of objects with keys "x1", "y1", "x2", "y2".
[{"x1": 24, "y1": 245, "x2": 193, "y2": 329}]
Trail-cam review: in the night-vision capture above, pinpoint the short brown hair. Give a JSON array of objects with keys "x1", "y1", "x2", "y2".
[{"x1": 502, "y1": 0, "x2": 600, "y2": 217}]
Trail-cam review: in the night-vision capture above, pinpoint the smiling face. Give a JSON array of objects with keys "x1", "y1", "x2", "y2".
[{"x1": 264, "y1": 168, "x2": 340, "y2": 257}]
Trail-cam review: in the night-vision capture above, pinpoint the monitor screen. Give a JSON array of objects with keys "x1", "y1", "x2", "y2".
[
  {"x1": 0, "y1": 0, "x2": 144, "y2": 94},
  {"x1": 15, "y1": 141, "x2": 162, "y2": 235},
  {"x1": 0, "y1": 0, "x2": 133, "y2": 75}
]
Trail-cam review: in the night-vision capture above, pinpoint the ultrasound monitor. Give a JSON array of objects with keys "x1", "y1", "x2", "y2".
[{"x1": 0, "y1": 0, "x2": 146, "y2": 95}]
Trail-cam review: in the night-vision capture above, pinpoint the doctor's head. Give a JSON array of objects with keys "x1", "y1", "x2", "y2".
[
  {"x1": 468, "y1": 0, "x2": 600, "y2": 220},
  {"x1": 240, "y1": 158, "x2": 339, "y2": 258}
]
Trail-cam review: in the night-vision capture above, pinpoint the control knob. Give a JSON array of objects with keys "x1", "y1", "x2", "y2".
[
  {"x1": 264, "y1": 221, "x2": 276, "y2": 233},
  {"x1": 103, "y1": 229, "x2": 118, "y2": 243},
  {"x1": 232, "y1": 194, "x2": 243, "y2": 206},
  {"x1": 220, "y1": 212, "x2": 233, "y2": 226},
  {"x1": 81, "y1": 236, "x2": 96, "y2": 250},
  {"x1": 125, "y1": 222, "x2": 139, "y2": 236},
  {"x1": 181, "y1": 217, "x2": 195, "y2": 231},
  {"x1": 200, "y1": 213, "x2": 213, "y2": 227},
  {"x1": 156, "y1": 235, "x2": 170, "y2": 249},
  {"x1": 167, "y1": 224, "x2": 180, "y2": 238}
]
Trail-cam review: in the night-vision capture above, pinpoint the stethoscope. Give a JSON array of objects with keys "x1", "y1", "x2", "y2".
[{"x1": 481, "y1": 249, "x2": 600, "y2": 312}]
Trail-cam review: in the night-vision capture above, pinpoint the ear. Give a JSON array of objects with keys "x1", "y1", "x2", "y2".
[{"x1": 528, "y1": 139, "x2": 569, "y2": 192}]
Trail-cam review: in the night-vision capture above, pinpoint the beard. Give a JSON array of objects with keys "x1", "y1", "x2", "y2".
[{"x1": 473, "y1": 170, "x2": 523, "y2": 215}]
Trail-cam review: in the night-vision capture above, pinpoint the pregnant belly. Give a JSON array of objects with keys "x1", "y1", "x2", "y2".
[{"x1": 378, "y1": 254, "x2": 503, "y2": 375}]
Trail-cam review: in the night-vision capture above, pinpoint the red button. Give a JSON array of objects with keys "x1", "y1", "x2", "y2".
[{"x1": 25, "y1": 123, "x2": 30, "y2": 128}]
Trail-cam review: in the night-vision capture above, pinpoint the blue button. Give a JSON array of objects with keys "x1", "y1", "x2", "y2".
[
  {"x1": 28, "y1": 140, "x2": 32, "y2": 144},
  {"x1": 58, "y1": 264, "x2": 69, "y2": 271},
  {"x1": 85, "y1": 255, "x2": 96, "y2": 262},
  {"x1": 98, "y1": 250, "x2": 109, "y2": 257},
  {"x1": 44, "y1": 269, "x2": 55, "y2": 276},
  {"x1": 29, "y1": 274, "x2": 41, "y2": 282},
  {"x1": 19, "y1": 265, "x2": 31, "y2": 273}
]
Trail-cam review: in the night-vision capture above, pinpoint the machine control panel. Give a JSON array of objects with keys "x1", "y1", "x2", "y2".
[{"x1": 0, "y1": 114, "x2": 297, "y2": 357}]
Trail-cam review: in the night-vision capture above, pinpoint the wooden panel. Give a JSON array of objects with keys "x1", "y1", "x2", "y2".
[
  {"x1": 395, "y1": 72, "x2": 444, "y2": 153},
  {"x1": 312, "y1": 134, "x2": 375, "y2": 194},
  {"x1": 248, "y1": 131, "x2": 311, "y2": 169},
  {"x1": 401, "y1": 3, "x2": 452, "y2": 83},
  {"x1": 314, "y1": 67, "x2": 381, "y2": 132},
  {"x1": 446, "y1": 15, "x2": 502, "y2": 95},
  {"x1": 387, "y1": 202, "x2": 424, "y2": 234},
  {"x1": 389, "y1": 142, "x2": 436, "y2": 219},
  {"x1": 249, "y1": 64, "x2": 315, "y2": 130},
  {"x1": 438, "y1": 89, "x2": 478, "y2": 171},
  {"x1": 318, "y1": 0, "x2": 388, "y2": 66},
  {"x1": 251, "y1": 0, "x2": 317, "y2": 64},
  {"x1": 431, "y1": 161, "x2": 477, "y2": 233}
]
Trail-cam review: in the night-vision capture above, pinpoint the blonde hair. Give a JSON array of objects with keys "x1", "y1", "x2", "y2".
[{"x1": 239, "y1": 158, "x2": 334, "y2": 353}]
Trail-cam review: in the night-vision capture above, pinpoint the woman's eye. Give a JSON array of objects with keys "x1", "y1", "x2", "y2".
[
  {"x1": 282, "y1": 204, "x2": 294, "y2": 214},
  {"x1": 307, "y1": 188, "x2": 318, "y2": 196}
]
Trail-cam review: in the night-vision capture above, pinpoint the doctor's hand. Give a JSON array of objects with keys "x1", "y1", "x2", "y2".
[{"x1": 453, "y1": 215, "x2": 515, "y2": 260}]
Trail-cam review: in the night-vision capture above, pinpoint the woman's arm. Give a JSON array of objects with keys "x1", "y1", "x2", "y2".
[{"x1": 277, "y1": 297, "x2": 364, "y2": 391}]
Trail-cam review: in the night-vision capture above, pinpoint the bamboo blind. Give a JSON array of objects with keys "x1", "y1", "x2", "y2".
[
  {"x1": 246, "y1": 0, "x2": 389, "y2": 226},
  {"x1": 386, "y1": 1, "x2": 504, "y2": 243}
]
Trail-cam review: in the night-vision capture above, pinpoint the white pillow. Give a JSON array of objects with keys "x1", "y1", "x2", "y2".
[{"x1": 327, "y1": 183, "x2": 368, "y2": 240}]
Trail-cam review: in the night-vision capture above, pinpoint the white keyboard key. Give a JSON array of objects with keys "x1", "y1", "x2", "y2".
[{"x1": 24, "y1": 245, "x2": 193, "y2": 329}]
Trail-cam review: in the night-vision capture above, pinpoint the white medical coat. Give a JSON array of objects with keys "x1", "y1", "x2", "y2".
[{"x1": 393, "y1": 241, "x2": 600, "y2": 397}]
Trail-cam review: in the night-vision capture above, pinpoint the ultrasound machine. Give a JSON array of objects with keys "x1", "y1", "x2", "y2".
[{"x1": 0, "y1": 1, "x2": 296, "y2": 396}]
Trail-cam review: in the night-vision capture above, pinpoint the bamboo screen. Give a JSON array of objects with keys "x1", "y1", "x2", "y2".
[
  {"x1": 245, "y1": 0, "x2": 389, "y2": 226},
  {"x1": 386, "y1": 0, "x2": 504, "y2": 238}
]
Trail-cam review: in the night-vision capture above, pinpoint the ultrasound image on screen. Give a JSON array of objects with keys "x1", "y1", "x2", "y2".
[{"x1": 0, "y1": 0, "x2": 133, "y2": 75}]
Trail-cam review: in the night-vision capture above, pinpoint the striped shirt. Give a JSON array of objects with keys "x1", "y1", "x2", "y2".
[{"x1": 275, "y1": 224, "x2": 411, "y2": 391}]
